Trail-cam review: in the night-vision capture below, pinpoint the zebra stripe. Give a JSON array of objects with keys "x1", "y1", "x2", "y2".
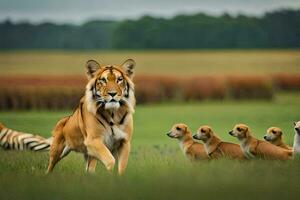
[
  {"x1": 13, "y1": 135, "x2": 19, "y2": 150},
  {"x1": 8, "y1": 131, "x2": 18, "y2": 149},
  {"x1": 32, "y1": 143, "x2": 51, "y2": 151},
  {"x1": 0, "y1": 129, "x2": 8, "y2": 141},
  {"x1": 0, "y1": 129, "x2": 11, "y2": 145},
  {"x1": 18, "y1": 134, "x2": 34, "y2": 150},
  {"x1": 0, "y1": 127, "x2": 51, "y2": 152}
]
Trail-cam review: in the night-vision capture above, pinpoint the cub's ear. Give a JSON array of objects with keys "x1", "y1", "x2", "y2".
[
  {"x1": 294, "y1": 122, "x2": 297, "y2": 126},
  {"x1": 184, "y1": 126, "x2": 188, "y2": 133},
  {"x1": 121, "y1": 59, "x2": 135, "y2": 78},
  {"x1": 86, "y1": 60, "x2": 101, "y2": 79}
]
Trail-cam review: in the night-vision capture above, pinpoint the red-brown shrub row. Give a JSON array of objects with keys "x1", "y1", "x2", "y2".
[
  {"x1": 226, "y1": 76, "x2": 273, "y2": 100},
  {"x1": 272, "y1": 74, "x2": 300, "y2": 91},
  {"x1": 134, "y1": 75, "x2": 182, "y2": 103},
  {"x1": 134, "y1": 75, "x2": 228, "y2": 103},
  {"x1": 135, "y1": 75, "x2": 274, "y2": 102},
  {"x1": 179, "y1": 76, "x2": 226, "y2": 101},
  {"x1": 0, "y1": 73, "x2": 299, "y2": 110},
  {"x1": 0, "y1": 86, "x2": 84, "y2": 110}
]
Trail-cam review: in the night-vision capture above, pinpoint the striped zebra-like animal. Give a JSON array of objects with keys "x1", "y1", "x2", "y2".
[{"x1": 0, "y1": 123, "x2": 52, "y2": 151}]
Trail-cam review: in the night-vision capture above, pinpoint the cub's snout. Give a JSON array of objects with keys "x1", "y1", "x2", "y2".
[{"x1": 263, "y1": 135, "x2": 269, "y2": 141}]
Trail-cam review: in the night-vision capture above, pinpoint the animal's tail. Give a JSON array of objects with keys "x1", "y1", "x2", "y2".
[
  {"x1": 285, "y1": 149, "x2": 294, "y2": 159},
  {"x1": 0, "y1": 122, "x2": 51, "y2": 152}
]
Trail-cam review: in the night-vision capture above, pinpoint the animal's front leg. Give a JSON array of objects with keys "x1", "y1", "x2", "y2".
[
  {"x1": 117, "y1": 141, "x2": 131, "y2": 175},
  {"x1": 86, "y1": 138, "x2": 115, "y2": 172}
]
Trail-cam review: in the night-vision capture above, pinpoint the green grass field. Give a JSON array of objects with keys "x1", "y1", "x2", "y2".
[
  {"x1": 1, "y1": 49, "x2": 300, "y2": 75},
  {"x1": 0, "y1": 50, "x2": 300, "y2": 199},
  {"x1": 0, "y1": 92, "x2": 299, "y2": 200}
]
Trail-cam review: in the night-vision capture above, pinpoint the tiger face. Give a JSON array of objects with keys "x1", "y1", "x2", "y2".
[{"x1": 85, "y1": 59, "x2": 135, "y2": 112}]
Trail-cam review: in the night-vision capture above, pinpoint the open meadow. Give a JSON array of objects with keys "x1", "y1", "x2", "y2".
[
  {"x1": 0, "y1": 50, "x2": 300, "y2": 200},
  {"x1": 0, "y1": 92, "x2": 300, "y2": 200},
  {"x1": 1, "y1": 49, "x2": 300, "y2": 75}
]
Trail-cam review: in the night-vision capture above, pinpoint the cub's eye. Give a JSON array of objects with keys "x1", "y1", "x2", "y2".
[
  {"x1": 201, "y1": 129, "x2": 205, "y2": 133},
  {"x1": 272, "y1": 130, "x2": 276, "y2": 134},
  {"x1": 237, "y1": 127, "x2": 242, "y2": 132},
  {"x1": 117, "y1": 77, "x2": 123, "y2": 82},
  {"x1": 176, "y1": 127, "x2": 181, "y2": 131}
]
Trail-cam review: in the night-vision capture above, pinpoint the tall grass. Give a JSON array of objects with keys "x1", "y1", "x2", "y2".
[
  {"x1": 1, "y1": 147, "x2": 300, "y2": 200},
  {"x1": 0, "y1": 97, "x2": 300, "y2": 200}
]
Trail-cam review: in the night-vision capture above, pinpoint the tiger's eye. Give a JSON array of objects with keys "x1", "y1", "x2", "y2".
[
  {"x1": 176, "y1": 127, "x2": 181, "y2": 131},
  {"x1": 117, "y1": 77, "x2": 123, "y2": 82},
  {"x1": 272, "y1": 130, "x2": 276, "y2": 134},
  {"x1": 237, "y1": 127, "x2": 242, "y2": 132},
  {"x1": 100, "y1": 78, "x2": 106, "y2": 83}
]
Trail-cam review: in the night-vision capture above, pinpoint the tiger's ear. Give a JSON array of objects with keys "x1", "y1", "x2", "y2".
[
  {"x1": 86, "y1": 60, "x2": 101, "y2": 79},
  {"x1": 0, "y1": 123, "x2": 5, "y2": 130},
  {"x1": 121, "y1": 59, "x2": 135, "y2": 78}
]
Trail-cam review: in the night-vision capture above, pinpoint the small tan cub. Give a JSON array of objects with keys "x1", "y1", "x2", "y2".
[
  {"x1": 264, "y1": 127, "x2": 293, "y2": 150},
  {"x1": 229, "y1": 124, "x2": 293, "y2": 160},
  {"x1": 193, "y1": 125, "x2": 245, "y2": 159},
  {"x1": 167, "y1": 123, "x2": 208, "y2": 161}
]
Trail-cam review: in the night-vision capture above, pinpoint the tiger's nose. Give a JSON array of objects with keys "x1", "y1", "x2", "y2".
[{"x1": 108, "y1": 91, "x2": 117, "y2": 97}]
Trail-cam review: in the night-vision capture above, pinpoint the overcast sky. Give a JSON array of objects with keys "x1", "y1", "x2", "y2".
[{"x1": 0, "y1": 0, "x2": 300, "y2": 24}]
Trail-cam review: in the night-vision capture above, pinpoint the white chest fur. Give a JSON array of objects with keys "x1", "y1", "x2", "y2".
[
  {"x1": 179, "y1": 141, "x2": 189, "y2": 158},
  {"x1": 104, "y1": 125, "x2": 127, "y2": 151},
  {"x1": 243, "y1": 147, "x2": 256, "y2": 159},
  {"x1": 240, "y1": 140, "x2": 256, "y2": 159},
  {"x1": 293, "y1": 133, "x2": 300, "y2": 154},
  {"x1": 179, "y1": 141, "x2": 185, "y2": 152}
]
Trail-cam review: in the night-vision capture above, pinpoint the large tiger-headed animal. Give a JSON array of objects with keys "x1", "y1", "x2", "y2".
[
  {"x1": 0, "y1": 59, "x2": 136, "y2": 175},
  {"x1": 47, "y1": 59, "x2": 136, "y2": 175},
  {"x1": 0, "y1": 123, "x2": 52, "y2": 151}
]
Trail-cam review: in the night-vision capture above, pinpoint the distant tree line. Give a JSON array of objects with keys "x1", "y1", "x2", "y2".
[{"x1": 0, "y1": 9, "x2": 299, "y2": 49}]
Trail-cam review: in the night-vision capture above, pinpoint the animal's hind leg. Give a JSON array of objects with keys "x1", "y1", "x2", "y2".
[
  {"x1": 84, "y1": 154, "x2": 98, "y2": 173},
  {"x1": 46, "y1": 117, "x2": 69, "y2": 174},
  {"x1": 46, "y1": 132, "x2": 65, "y2": 173}
]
